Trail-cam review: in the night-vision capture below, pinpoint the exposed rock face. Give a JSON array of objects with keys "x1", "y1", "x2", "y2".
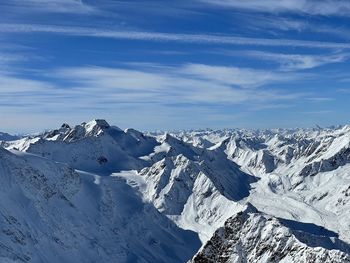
[{"x1": 191, "y1": 205, "x2": 350, "y2": 263}]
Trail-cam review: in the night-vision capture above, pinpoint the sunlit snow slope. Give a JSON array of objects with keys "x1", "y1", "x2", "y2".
[{"x1": 1, "y1": 120, "x2": 350, "y2": 262}]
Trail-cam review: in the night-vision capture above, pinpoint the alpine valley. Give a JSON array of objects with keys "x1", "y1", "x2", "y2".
[{"x1": 1, "y1": 119, "x2": 350, "y2": 263}]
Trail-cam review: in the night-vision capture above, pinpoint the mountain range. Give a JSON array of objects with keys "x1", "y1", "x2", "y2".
[{"x1": 1, "y1": 119, "x2": 350, "y2": 262}]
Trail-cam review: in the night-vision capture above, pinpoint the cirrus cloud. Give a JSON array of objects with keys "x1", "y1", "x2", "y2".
[
  {"x1": 200, "y1": 0, "x2": 350, "y2": 16},
  {"x1": 1, "y1": 23, "x2": 350, "y2": 50},
  {"x1": 0, "y1": 63, "x2": 307, "y2": 132}
]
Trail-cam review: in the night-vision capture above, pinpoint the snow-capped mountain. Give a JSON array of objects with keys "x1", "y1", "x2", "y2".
[
  {"x1": 191, "y1": 204, "x2": 350, "y2": 263},
  {"x1": 1, "y1": 120, "x2": 350, "y2": 262},
  {"x1": 7, "y1": 119, "x2": 158, "y2": 174},
  {"x1": 0, "y1": 131, "x2": 19, "y2": 142},
  {"x1": 134, "y1": 133, "x2": 257, "y2": 242},
  {"x1": 173, "y1": 127, "x2": 350, "y2": 245}
]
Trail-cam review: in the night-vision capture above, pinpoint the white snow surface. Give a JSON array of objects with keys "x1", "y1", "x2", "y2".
[
  {"x1": 1, "y1": 120, "x2": 350, "y2": 262},
  {"x1": 0, "y1": 148, "x2": 200, "y2": 263}
]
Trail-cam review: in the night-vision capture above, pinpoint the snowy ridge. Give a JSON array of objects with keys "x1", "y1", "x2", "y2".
[
  {"x1": 7, "y1": 120, "x2": 159, "y2": 174},
  {"x1": 132, "y1": 133, "x2": 255, "y2": 241},
  {"x1": 176, "y1": 127, "x2": 350, "y2": 244},
  {"x1": 191, "y1": 204, "x2": 350, "y2": 263},
  {"x1": 1, "y1": 120, "x2": 350, "y2": 262}
]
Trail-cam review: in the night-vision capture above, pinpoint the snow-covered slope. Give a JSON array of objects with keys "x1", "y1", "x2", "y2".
[
  {"x1": 191, "y1": 204, "x2": 350, "y2": 263},
  {"x1": 7, "y1": 120, "x2": 158, "y2": 174},
  {"x1": 120, "y1": 133, "x2": 255, "y2": 241},
  {"x1": 2, "y1": 121, "x2": 350, "y2": 262},
  {"x1": 0, "y1": 147, "x2": 200, "y2": 263}
]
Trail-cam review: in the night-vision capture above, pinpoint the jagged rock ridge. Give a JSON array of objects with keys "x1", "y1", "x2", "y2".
[{"x1": 192, "y1": 205, "x2": 350, "y2": 263}]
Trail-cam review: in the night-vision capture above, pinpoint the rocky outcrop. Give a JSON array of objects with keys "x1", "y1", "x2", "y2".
[{"x1": 191, "y1": 205, "x2": 350, "y2": 263}]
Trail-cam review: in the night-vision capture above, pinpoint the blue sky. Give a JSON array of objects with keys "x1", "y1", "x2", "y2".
[{"x1": 1, "y1": 0, "x2": 350, "y2": 133}]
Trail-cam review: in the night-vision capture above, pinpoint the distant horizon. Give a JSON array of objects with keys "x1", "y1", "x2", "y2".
[
  {"x1": 2, "y1": 118, "x2": 350, "y2": 136},
  {"x1": 1, "y1": 1, "x2": 350, "y2": 132}
]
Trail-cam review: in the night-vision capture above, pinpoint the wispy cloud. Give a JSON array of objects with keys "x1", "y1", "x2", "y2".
[
  {"x1": 200, "y1": 0, "x2": 350, "y2": 16},
  {"x1": 4, "y1": 0, "x2": 95, "y2": 14},
  {"x1": 53, "y1": 63, "x2": 304, "y2": 102},
  {"x1": 1, "y1": 23, "x2": 350, "y2": 49},
  {"x1": 0, "y1": 53, "x2": 25, "y2": 64},
  {"x1": 338, "y1": 88, "x2": 350, "y2": 93},
  {"x1": 240, "y1": 51, "x2": 349, "y2": 70},
  {"x1": 0, "y1": 50, "x2": 44, "y2": 67},
  {"x1": 0, "y1": 63, "x2": 307, "y2": 131},
  {"x1": 307, "y1": 97, "x2": 335, "y2": 102},
  {"x1": 179, "y1": 64, "x2": 300, "y2": 87},
  {"x1": 303, "y1": 110, "x2": 334, "y2": 114},
  {"x1": 220, "y1": 12, "x2": 310, "y2": 34}
]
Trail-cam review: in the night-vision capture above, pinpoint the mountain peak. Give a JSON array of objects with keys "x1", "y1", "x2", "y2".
[
  {"x1": 192, "y1": 206, "x2": 350, "y2": 263},
  {"x1": 61, "y1": 123, "x2": 71, "y2": 129},
  {"x1": 84, "y1": 119, "x2": 110, "y2": 130},
  {"x1": 60, "y1": 119, "x2": 112, "y2": 142}
]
